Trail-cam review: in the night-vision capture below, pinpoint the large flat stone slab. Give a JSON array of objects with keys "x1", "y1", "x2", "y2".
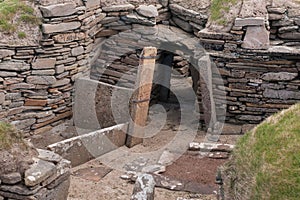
[
  {"x1": 40, "y1": 3, "x2": 77, "y2": 17},
  {"x1": 42, "y1": 22, "x2": 81, "y2": 34},
  {"x1": 241, "y1": 25, "x2": 269, "y2": 50}
]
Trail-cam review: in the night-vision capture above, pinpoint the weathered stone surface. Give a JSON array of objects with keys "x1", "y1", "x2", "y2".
[
  {"x1": 272, "y1": 18, "x2": 294, "y2": 27},
  {"x1": 268, "y1": 13, "x2": 284, "y2": 20},
  {"x1": 37, "y1": 149, "x2": 62, "y2": 163},
  {"x1": 102, "y1": 4, "x2": 135, "y2": 12},
  {"x1": 278, "y1": 26, "x2": 299, "y2": 34},
  {"x1": 52, "y1": 78, "x2": 70, "y2": 87},
  {"x1": 142, "y1": 165, "x2": 166, "y2": 174},
  {"x1": 0, "y1": 62, "x2": 29, "y2": 71},
  {"x1": 0, "y1": 49, "x2": 14, "y2": 59},
  {"x1": 131, "y1": 174, "x2": 155, "y2": 200},
  {"x1": 169, "y1": 3, "x2": 199, "y2": 18},
  {"x1": 0, "y1": 71, "x2": 17, "y2": 77},
  {"x1": 24, "y1": 159, "x2": 56, "y2": 187},
  {"x1": 40, "y1": 3, "x2": 77, "y2": 17},
  {"x1": 32, "y1": 58, "x2": 56, "y2": 69},
  {"x1": 241, "y1": 26, "x2": 269, "y2": 50},
  {"x1": 0, "y1": 93, "x2": 5, "y2": 105},
  {"x1": 25, "y1": 99, "x2": 48, "y2": 106},
  {"x1": 71, "y1": 46, "x2": 84, "y2": 56},
  {"x1": 279, "y1": 32, "x2": 300, "y2": 40},
  {"x1": 42, "y1": 21, "x2": 81, "y2": 34},
  {"x1": 267, "y1": 7, "x2": 286, "y2": 14},
  {"x1": 238, "y1": 115, "x2": 262, "y2": 121},
  {"x1": 262, "y1": 72, "x2": 298, "y2": 81},
  {"x1": 85, "y1": 0, "x2": 100, "y2": 9},
  {"x1": 121, "y1": 13, "x2": 156, "y2": 26},
  {"x1": 160, "y1": 0, "x2": 169, "y2": 7},
  {"x1": 288, "y1": 8, "x2": 300, "y2": 17},
  {"x1": 136, "y1": 5, "x2": 158, "y2": 18},
  {"x1": 26, "y1": 76, "x2": 56, "y2": 85},
  {"x1": 32, "y1": 69, "x2": 55, "y2": 75},
  {"x1": 234, "y1": 17, "x2": 265, "y2": 26},
  {"x1": 96, "y1": 29, "x2": 119, "y2": 37},
  {"x1": 263, "y1": 89, "x2": 300, "y2": 100},
  {"x1": 0, "y1": 172, "x2": 22, "y2": 184},
  {"x1": 158, "y1": 151, "x2": 176, "y2": 166},
  {"x1": 53, "y1": 32, "x2": 86, "y2": 43},
  {"x1": 172, "y1": 16, "x2": 193, "y2": 32},
  {"x1": 11, "y1": 119, "x2": 36, "y2": 130}
]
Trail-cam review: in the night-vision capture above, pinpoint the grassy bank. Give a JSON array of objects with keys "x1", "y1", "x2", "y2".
[
  {"x1": 0, "y1": 0, "x2": 40, "y2": 37},
  {"x1": 0, "y1": 121, "x2": 23, "y2": 150},
  {"x1": 224, "y1": 103, "x2": 300, "y2": 199}
]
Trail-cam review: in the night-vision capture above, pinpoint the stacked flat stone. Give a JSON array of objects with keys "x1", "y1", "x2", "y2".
[
  {"x1": 0, "y1": 149, "x2": 70, "y2": 200},
  {"x1": 268, "y1": 6, "x2": 300, "y2": 44}
]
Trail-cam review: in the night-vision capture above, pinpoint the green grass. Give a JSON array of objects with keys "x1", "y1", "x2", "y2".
[
  {"x1": 210, "y1": 0, "x2": 239, "y2": 25},
  {"x1": 232, "y1": 103, "x2": 300, "y2": 199},
  {"x1": 0, "y1": 0, "x2": 40, "y2": 33},
  {"x1": 0, "y1": 121, "x2": 23, "y2": 150},
  {"x1": 17, "y1": 31, "x2": 26, "y2": 38}
]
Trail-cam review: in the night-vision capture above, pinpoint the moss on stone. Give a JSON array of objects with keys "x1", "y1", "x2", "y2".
[
  {"x1": 0, "y1": 121, "x2": 23, "y2": 150},
  {"x1": 210, "y1": 0, "x2": 239, "y2": 25}
]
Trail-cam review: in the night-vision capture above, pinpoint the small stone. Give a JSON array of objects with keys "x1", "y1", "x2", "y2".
[
  {"x1": 0, "y1": 172, "x2": 22, "y2": 184},
  {"x1": 268, "y1": 13, "x2": 284, "y2": 20},
  {"x1": 136, "y1": 5, "x2": 159, "y2": 18},
  {"x1": 25, "y1": 158, "x2": 56, "y2": 187},
  {"x1": 102, "y1": 4, "x2": 135, "y2": 12},
  {"x1": 172, "y1": 17, "x2": 193, "y2": 32},
  {"x1": 142, "y1": 165, "x2": 166, "y2": 174},
  {"x1": 160, "y1": 0, "x2": 169, "y2": 7},
  {"x1": 0, "y1": 49, "x2": 14, "y2": 59},
  {"x1": 71, "y1": 46, "x2": 84, "y2": 56},
  {"x1": 0, "y1": 61, "x2": 29, "y2": 71},
  {"x1": 42, "y1": 22, "x2": 81, "y2": 34},
  {"x1": 234, "y1": 17, "x2": 265, "y2": 26},
  {"x1": 0, "y1": 71, "x2": 17, "y2": 77},
  {"x1": 158, "y1": 151, "x2": 176, "y2": 166},
  {"x1": 242, "y1": 25, "x2": 269, "y2": 50},
  {"x1": 278, "y1": 26, "x2": 299, "y2": 34},
  {"x1": 26, "y1": 76, "x2": 56, "y2": 85},
  {"x1": 37, "y1": 149, "x2": 62, "y2": 163},
  {"x1": 52, "y1": 78, "x2": 70, "y2": 87},
  {"x1": 32, "y1": 58, "x2": 56, "y2": 69},
  {"x1": 40, "y1": 3, "x2": 77, "y2": 17},
  {"x1": 121, "y1": 13, "x2": 156, "y2": 26},
  {"x1": 267, "y1": 7, "x2": 286, "y2": 14},
  {"x1": 238, "y1": 115, "x2": 262, "y2": 121},
  {"x1": 131, "y1": 174, "x2": 155, "y2": 200},
  {"x1": 279, "y1": 32, "x2": 300, "y2": 40},
  {"x1": 262, "y1": 72, "x2": 298, "y2": 81},
  {"x1": 85, "y1": 0, "x2": 101, "y2": 9},
  {"x1": 0, "y1": 93, "x2": 5, "y2": 104}
]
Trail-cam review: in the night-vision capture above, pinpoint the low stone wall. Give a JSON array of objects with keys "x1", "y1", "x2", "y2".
[{"x1": 0, "y1": 149, "x2": 70, "y2": 200}]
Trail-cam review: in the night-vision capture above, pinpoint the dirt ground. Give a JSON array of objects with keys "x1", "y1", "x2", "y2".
[{"x1": 30, "y1": 76, "x2": 241, "y2": 200}]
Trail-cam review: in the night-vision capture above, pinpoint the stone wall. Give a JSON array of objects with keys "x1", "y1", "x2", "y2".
[
  {"x1": 0, "y1": 0, "x2": 299, "y2": 134},
  {"x1": 0, "y1": 149, "x2": 70, "y2": 200}
]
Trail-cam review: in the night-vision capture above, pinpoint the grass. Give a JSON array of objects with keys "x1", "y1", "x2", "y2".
[
  {"x1": 0, "y1": 0, "x2": 40, "y2": 34},
  {"x1": 17, "y1": 31, "x2": 26, "y2": 38},
  {"x1": 0, "y1": 121, "x2": 23, "y2": 150},
  {"x1": 210, "y1": 0, "x2": 239, "y2": 25},
  {"x1": 232, "y1": 103, "x2": 300, "y2": 199}
]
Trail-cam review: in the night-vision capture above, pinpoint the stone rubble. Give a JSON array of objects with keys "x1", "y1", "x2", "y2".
[{"x1": 0, "y1": 149, "x2": 71, "y2": 200}]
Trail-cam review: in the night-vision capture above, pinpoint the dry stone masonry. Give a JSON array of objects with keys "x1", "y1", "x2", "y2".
[
  {"x1": 0, "y1": 148, "x2": 70, "y2": 200},
  {"x1": 0, "y1": 0, "x2": 299, "y2": 134}
]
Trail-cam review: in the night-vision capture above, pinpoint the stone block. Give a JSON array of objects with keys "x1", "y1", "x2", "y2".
[
  {"x1": 136, "y1": 5, "x2": 158, "y2": 18},
  {"x1": 11, "y1": 119, "x2": 36, "y2": 130},
  {"x1": 0, "y1": 93, "x2": 5, "y2": 105},
  {"x1": 234, "y1": 17, "x2": 265, "y2": 26},
  {"x1": 172, "y1": 16, "x2": 193, "y2": 32},
  {"x1": 24, "y1": 159, "x2": 56, "y2": 187},
  {"x1": 40, "y1": 3, "x2": 77, "y2": 17},
  {"x1": 241, "y1": 25, "x2": 269, "y2": 50},
  {"x1": 84, "y1": 0, "x2": 100, "y2": 9},
  {"x1": 262, "y1": 72, "x2": 298, "y2": 81},
  {"x1": 27, "y1": 76, "x2": 56, "y2": 85},
  {"x1": 131, "y1": 174, "x2": 155, "y2": 200},
  {"x1": 0, "y1": 71, "x2": 17, "y2": 77},
  {"x1": 53, "y1": 32, "x2": 86, "y2": 43},
  {"x1": 279, "y1": 32, "x2": 300, "y2": 40},
  {"x1": 52, "y1": 78, "x2": 71, "y2": 87},
  {"x1": 263, "y1": 89, "x2": 300, "y2": 100},
  {"x1": 102, "y1": 4, "x2": 135, "y2": 12},
  {"x1": 121, "y1": 13, "x2": 156, "y2": 26},
  {"x1": 32, "y1": 58, "x2": 56, "y2": 69},
  {"x1": 71, "y1": 46, "x2": 84, "y2": 56},
  {"x1": 0, "y1": 61, "x2": 30, "y2": 71},
  {"x1": 42, "y1": 22, "x2": 81, "y2": 34},
  {"x1": 25, "y1": 99, "x2": 48, "y2": 106},
  {"x1": 0, "y1": 172, "x2": 22, "y2": 184},
  {"x1": 37, "y1": 149, "x2": 62, "y2": 164},
  {"x1": 0, "y1": 49, "x2": 14, "y2": 59}
]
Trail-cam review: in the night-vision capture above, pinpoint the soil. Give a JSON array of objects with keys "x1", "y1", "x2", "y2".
[{"x1": 162, "y1": 154, "x2": 226, "y2": 187}]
